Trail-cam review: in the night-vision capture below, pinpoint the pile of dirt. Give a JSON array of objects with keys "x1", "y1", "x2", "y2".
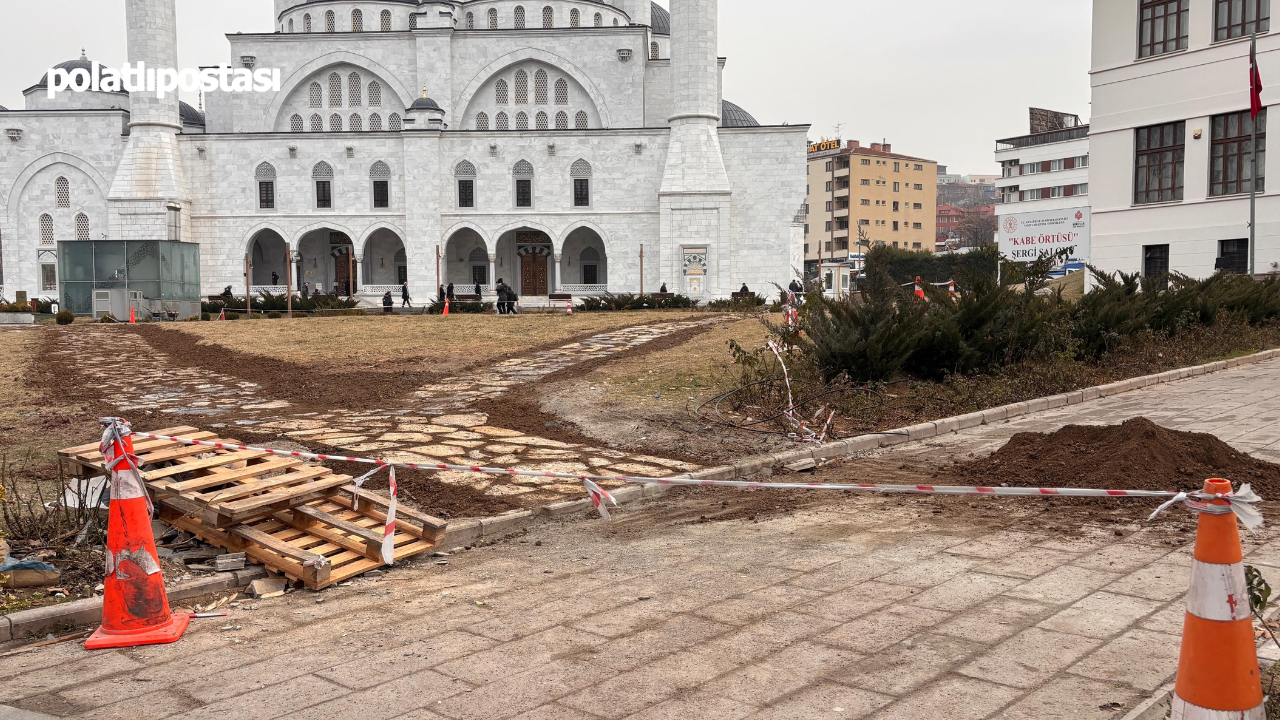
[{"x1": 939, "y1": 417, "x2": 1280, "y2": 497}]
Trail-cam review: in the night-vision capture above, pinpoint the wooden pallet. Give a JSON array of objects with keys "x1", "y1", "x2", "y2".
[{"x1": 58, "y1": 426, "x2": 447, "y2": 589}]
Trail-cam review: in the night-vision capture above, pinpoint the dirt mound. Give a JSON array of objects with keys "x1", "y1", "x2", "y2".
[{"x1": 940, "y1": 417, "x2": 1280, "y2": 497}]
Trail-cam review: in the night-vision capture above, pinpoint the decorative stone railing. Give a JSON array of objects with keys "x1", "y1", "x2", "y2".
[
  {"x1": 558, "y1": 284, "x2": 609, "y2": 294},
  {"x1": 250, "y1": 285, "x2": 288, "y2": 295},
  {"x1": 358, "y1": 285, "x2": 403, "y2": 295}
]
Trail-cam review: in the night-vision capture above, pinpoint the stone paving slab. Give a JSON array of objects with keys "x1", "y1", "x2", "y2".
[{"x1": 6, "y1": 355, "x2": 1280, "y2": 718}]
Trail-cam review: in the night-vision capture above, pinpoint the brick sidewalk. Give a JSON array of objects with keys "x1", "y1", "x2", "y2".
[{"x1": 4, "y1": 359, "x2": 1279, "y2": 719}]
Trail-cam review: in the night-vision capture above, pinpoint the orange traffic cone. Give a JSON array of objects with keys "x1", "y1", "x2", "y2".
[
  {"x1": 85, "y1": 419, "x2": 190, "y2": 650},
  {"x1": 129, "y1": 307, "x2": 136, "y2": 324},
  {"x1": 1170, "y1": 478, "x2": 1264, "y2": 719},
  {"x1": 218, "y1": 308, "x2": 225, "y2": 321},
  {"x1": 948, "y1": 280, "x2": 956, "y2": 299},
  {"x1": 914, "y1": 276, "x2": 925, "y2": 301},
  {"x1": 443, "y1": 298, "x2": 450, "y2": 316},
  {"x1": 566, "y1": 299, "x2": 573, "y2": 315}
]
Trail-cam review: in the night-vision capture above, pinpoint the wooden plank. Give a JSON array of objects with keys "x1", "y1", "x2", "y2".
[
  {"x1": 329, "y1": 491, "x2": 446, "y2": 544},
  {"x1": 229, "y1": 525, "x2": 328, "y2": 569},
  {"x1": 291, "y1": 505, "x2": 384, "y2": 545},
  {"x1": 58, "y1": 426, "x2": 203, "y2": 462},
  {"x1": 201, "y1": 465, "x2": 330, "y2": 504},
  {"x1": 162, "y1": 456, "x2": 306, "y2": 495},
  {"x1": 142, "y1": 449, "x2": 269, "y2": 481},
  {"x1": 211, "y1": 474, "x2": 353, "y2": 522}
]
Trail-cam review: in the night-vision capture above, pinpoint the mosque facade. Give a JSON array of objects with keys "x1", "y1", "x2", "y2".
[{"x1": 0, "y1": 0, "x2": 807, "y2": 313}]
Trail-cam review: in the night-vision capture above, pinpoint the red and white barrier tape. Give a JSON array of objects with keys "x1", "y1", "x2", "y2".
[
  {"x1": 766, "y1": 341, "x2": 834, "y2": 444},
  {"x1": 111, "y1": 420, "x2": 1264, "y2": 528}
]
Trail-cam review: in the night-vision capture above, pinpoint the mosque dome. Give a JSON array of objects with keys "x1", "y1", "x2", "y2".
[{"x1": 721, "y1": 100, "x2": 759, "y2": 128}]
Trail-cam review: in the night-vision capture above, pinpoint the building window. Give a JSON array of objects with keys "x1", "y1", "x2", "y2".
[
  {"x1": 914, "y1": 164, "x2": 923, "y2": 170},
  {"x1": 554, "y1": 78, "x2": 568, "y2": 105},
  {"x1": 543, "y1": 6, "x2": 553, "y2": 27},
  {"x1": 351, "y1": 8, "x2": 363, "y2": 31},
  {"x1": 348, "y1": 114, "x2": 362, "y2": 132},
  {"x1": 861, "y1": 158, "x2": 871, "y2": 165},
  {"x1": 368, "y1": 113, "x2": 382, "y2": 131},
  {"x1": 167, "y1": 206, "x2": 181, "y2": 241},
  {"x1": 575, "y1": 111, "x2": 588, "y2": 129},
  {"x1": 288, "y1": 18, "x2": 294, "y2": 33},
  {"x1": 515, "y1": 6, "x2": 526, "y2": 28},
  {"x1": 514, "y1": 70, "x2": 529, "y2": 104},
  {"x1": 309, "y1": 82, "x2": 322, "y2": 108},
  {"x1": 304, "y1": 13, "x2": 312, "y2": 32},
  {"x1": 534, "y1": 69, "x2": 548, "y2": 104},
  {"x1": 555, "y1": 111, "x2": 568, "y2": 129},
  {"x1": 516, "y1": 111, "x2": 529, "y2": 130},
  {"x1": 39, "y1": 214, "x2": 54, "y2": 244},
  {"x1": 55, "y1": 176, "x2": 70, "y2": 207},
  {"x1": 893, "y1": 182, "x2": 900, "y2": 191},
  {"x1": 913, "y1": 223, "x2": 923, "y2": 230},
  {"x1": 893, "y1": 162, "x2": 900, "y2": 172},
  {"x1": 372, "y1": 180, "x2": 389, "y2": 208},
  {"x1": 571, "y1": 8, "x2": 580, "y2": 26},
  {"x1": 389, "y1": 113, "x2": 401, "y2": 131},
  {"x1": 1135, "y1": 121, "x2": 1185, "y2": 203},
  {"x1": 1139, "y1": 0, "x2": 1188, "y2": 58},
  {"x1": 328, "y1": 72, "x2": 342, "y2": 106},
  {"x1": 1211, "y1": 109, "x2": 1266, "y2": 196},
  {"x1": 329, "y1": 113, "x2": 342, "y2": 131},
  {"x1": 497, "y1": 112, "x2": 510, "y2": 130},
  {"x1": 489, "y1": 8, "x2": 498, "y2": 28},
  {"x1": 313, "y1": 161, "x2": 333, "y2": 209},
  {"x1": 571, "y1": 159, "x2": 592, "y2": 206},
  {"x1": 475, "y1": 112, "x2": 489, "y2": 130},
  {"x1": 410, "y1": 13, "x2": 418, "y2": 29},
  {"x1": 594, "y1": 12, "x2": 602, "y2": 25},
  {"x1": 892, "y1": 221, "x2": 899, "y2": 231},
  {"x1": 536, "y1": 111, "x2": 548, "y2": 129},
  {"x1": 310, "y1": 113, "x2": 323, "y2": 131},
  {"x1": 515, "y1": 178, "x2": 533, "y2": 207},
  {"x1": 290, "y1": 114, "x2": 303, "y2": 132},
  {"x1": 255, "y1": 162, "x2": 276, "y2": 209},
  {"x1": 824, "y1": 181, "x2": 832, "y2": 191},
  {"x1": 496, "y1": 79, "x2": 509, "y2": 105},
  {"x1": 74, "y1": 213, "x2": 89, "y2": 240},
  {"x1": 325, "y1": 9, "x2": 336, "y2": 32},
  {"x1": 1074, "y1": 183, "x2": 1090, "y2": 195},
  {"x1": 860, "y1": 179, "x2": 870, "y2": 186},
  {"x1": 348, "y1": 73, "x2": 362, "y2": 106},
  {"x1": 1216, "y1": 0, "x2": 1270, "y2": 40},
  {"x1": 381, "y1": 9, "x2": 392, "y2": 31},
  {"x1": 466, "y1": 12, "x2": 474, "y2": 28},
  {"x1": 913, "y1": 203, "x2": 922, "y2": 209},
  {"x1": 1144, "y1": 244, "x2": 1171, "y2": 286},
  {"x1": 1218, "y1": 238, "x2": 1249, "y2": 273},
  {"x1": 455, "y1": 160, "x2": 477, "y2": 208}
]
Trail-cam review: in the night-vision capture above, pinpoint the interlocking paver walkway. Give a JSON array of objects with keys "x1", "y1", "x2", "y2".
[{"x1": 7, "y1": 358, "x2": 1279, "y2": 719}]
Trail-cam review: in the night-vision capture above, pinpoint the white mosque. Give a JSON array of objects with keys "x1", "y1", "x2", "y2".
[{"x1": 0, "y1": 0, "x2": 807, "y2": 315}]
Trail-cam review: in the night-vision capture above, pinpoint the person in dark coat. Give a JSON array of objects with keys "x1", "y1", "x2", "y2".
[
  {"x1": 788, "y1": 279, "x2": 804, "y2": 293},
  {"x1": 495, "y1": 279, "x2": 509, "y2": 314},
  {"x1": 272, "y1": 271, "x2": 279, "y2": 285},
  {"x1": 474, "y1": 281, "x2": 482, "y2": 297},
  {"x1": 302, "y1": 282, "x2": 311, "y2": 299},
  {"x1": 401, "y1": 281, "x2": 411, "y2": 307},
  {"x1": 740, "y1": 283, "x2": 750, "y2": 293},
  {"x1": 382, "y1": 291, "x2": 394, "y2": 313},
  {"x1": 438, "y1": 285, "x2": 446, "y2": 302},
  {"x1": 659, "y1": 283, "x2": 668, "y2": 293},
  {"x1": 446, "y1": 283, "x2": 456, "y2": 301}
]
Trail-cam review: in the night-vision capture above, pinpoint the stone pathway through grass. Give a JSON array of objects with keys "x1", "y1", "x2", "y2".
[{"x1": 49, "y1": 320, "x2": 713, "y2": 507}]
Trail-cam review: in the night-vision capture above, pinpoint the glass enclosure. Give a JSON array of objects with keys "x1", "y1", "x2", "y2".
[{"x1": 58, "y1": 241, "x2": 201, "y2": 315}]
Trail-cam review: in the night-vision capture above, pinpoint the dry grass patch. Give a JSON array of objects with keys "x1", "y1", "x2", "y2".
[
  {"x1": 0, "y1": 329, "x2": 86, "y2": 464},
  {"x1": 152, "y1": 311, "x2": 701, "y2": 367},
  {"x1": 589, "y1": 315, "x2": 775, "y2": 410}
]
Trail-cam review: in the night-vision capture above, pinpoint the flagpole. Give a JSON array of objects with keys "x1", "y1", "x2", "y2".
[{"x1": 1251, "y1": 32, "x2": 1259, "y2": 277}]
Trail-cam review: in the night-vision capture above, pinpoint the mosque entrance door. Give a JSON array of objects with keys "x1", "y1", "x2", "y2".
[{"x1": 521, "y1": 253, "x2": 548, "y2": 296}]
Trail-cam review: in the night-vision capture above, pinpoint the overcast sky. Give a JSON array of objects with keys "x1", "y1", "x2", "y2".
[{"x1": 0, "y1": 0, "x2": 1091, "y2": 175}]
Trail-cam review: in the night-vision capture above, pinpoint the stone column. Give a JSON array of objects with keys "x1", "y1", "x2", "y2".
[
  {"x1": 658, "y1": 0, "x2": 731, "y2": 299},
  {"x1": 551, "y1": 253, "x2": 560, "y2": 293},
  {"x1": 488, "y1": 254, "x2": 497, "y2": 294}
]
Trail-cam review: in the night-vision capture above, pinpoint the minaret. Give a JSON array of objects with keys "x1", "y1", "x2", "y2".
[
  {"x1": 108, "y1": 0, "x2": 187, "y2": 223},
  {"x1": 658, "y1": 0, "x2": 731, "y2": 297}
]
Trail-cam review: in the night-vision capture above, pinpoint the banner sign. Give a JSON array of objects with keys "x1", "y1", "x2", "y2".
[{"x1": 997, "y1": 206, "x2": 1090, "y2": 262}]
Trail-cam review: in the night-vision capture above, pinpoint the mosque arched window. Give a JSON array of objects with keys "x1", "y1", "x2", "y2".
[
  {"x1": 554, "y1": 78, "x2": 568, "y2": 105},
  {"x1": 39, "y1": 214, "x2": 54, "y2": 244},
  {"x1": 328, "y1": 73, "x2": 342, "y2": 107},
  {"x1": 575, "y1": 111, "x2": 588, "y2": 129},
  {"x1": 388, "y1": 113, "x2": 402, "y2": 131},
  {"x1": 55, "y1": 177, "x2": 69, "y2": 208},
  {"x1": 488, "y1": 8, "x2": 498, "y2": 28},
  {"x1": 542, "y1": 6, "x2": 553, "y2": 27},
  {"x1": 536, "y1": 111, "x2": 548, "y2": 130},
  {"x1": 466, "y1": 12, "x2": 474, "y2": 28},
  {"x1": 369, "y1": 113, "x2": 383, "y2": 131},
  {"x1": 516, "y1": 111, "x2": 528, "y2": 130},
  {"x1": 495, "y1": 79, "x2": 509, "y2": 105},
  {"x1": 594, "y1": 12, "x2": 602, "y2": 26},
  {"x1": 555, "y1": 111, "x2": 568, "y2": 129},
  {"x1": 288, "y1": 18, "x2": 294, "y2": 33},
  {"x1": 351, "y1": 9, "x2": 363, "y2": 31},
  {"x1": 75, "y1": 213, "x2": 90, "y2": 240},
  {"x1": 310, "y1": 113, "x2": 323, "y2": 131},
  {"x1": 290, "y1": 114, "x2": 303, "y2": 132},
  {"x1": 651, "y1": 41, "x2": 659, "y2": 59},
  {"x1": 368, "y1": 81, "x2": 382, "y2": 107},
  {"x1": 570, "y1": 9, "x2": 580, "y2": 26},
  {"x1": 329, "y1": 114, "x2": 343, "y2": 131},
  {"x1": 496, "y1": 112, "x2": 510, "y2": 131},
  {"x1": 349, "y1": 113, "x2": 363, "y2": 132},
  {"x1": 514, "y1": 70, "x2": 528, "y2": 104},
  {"x1": 309, "y1": 82, "x2": 322, "y2": 107},
  {"x1": 514, "y1": 6, "x2": 525, "y2": 28},
  {"x1": 475, "y1": 112, "x2": 489, "y2": 131},
  {"x1": 303, "y1": 13, "x2": 312, "y2": 32},
  {"x1": 325, "y1": 10, "x2": 335, "y2": 32},
  {"x1": 534, "y1": 70, "x2": 548, "y2": 104},
  {"x1": 381, "y1": 10, "x2": 391, "y2": 31}
]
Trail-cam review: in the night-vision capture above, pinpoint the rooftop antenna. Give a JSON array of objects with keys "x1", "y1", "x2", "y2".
[{"x1": 833, "y1": 122, "x2": 844, "y2": 139}]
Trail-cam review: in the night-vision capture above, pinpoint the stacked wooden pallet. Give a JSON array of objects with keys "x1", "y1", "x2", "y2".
[{"x1": 58, "y1": 426, "x2": 447, "y2": 589}]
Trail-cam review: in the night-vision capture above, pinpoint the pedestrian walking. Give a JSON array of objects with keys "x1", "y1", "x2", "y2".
[
  {"x1": 495, "y1": 279, "x2": 509, "y2": 314},
  {"x1": 272, "y1": 271, "x2": 279, "y2": 285},
  {"x1": 382, "y1": 291, "x2": 394, "y2": 314},
  {"x1": 474, "y1": 281, "x2": 482, "y2": 297},
  {"x1": 438, "y1": 285, "x2": 446, "y2": 302},
  {"x1": 302, "y1": 282, "x2": 311, "y2": 299},
  {"x1": 446, "y1": 282, "x2": 455, "y2": 301},
  {"x1": 788, "y1": 279, "x2": 803, "y2": 293},
  {"x1": 401, "y1": 281, "x2": 411, "y2": 307}
]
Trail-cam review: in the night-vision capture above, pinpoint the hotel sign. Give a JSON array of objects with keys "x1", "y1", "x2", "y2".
[{"x1": 808, "y1": 139, "x2": 842, "y2": 158}]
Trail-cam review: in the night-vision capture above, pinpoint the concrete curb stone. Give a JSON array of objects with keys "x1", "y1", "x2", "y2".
[{"x1": 1, "y1": 566, "x2": 267, "y2": 643}]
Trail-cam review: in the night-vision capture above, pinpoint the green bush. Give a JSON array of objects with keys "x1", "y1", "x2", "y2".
[
  {"x1": 577, "y1": 293, "x2": 697, "y2": 312},
  {"x1": 267, "y1": 311, "x2": 282, "y2": 319},
  {"x1": 224, "y1": 312, "x2": 240, "y2": 321},
  {"x1": 200, "y1": 312, "x2": 211, "y2": 321},
  {"x1": 426, "y1": 299, "x2": 493, "y2": 314},
  {"x1": 55, "y1": 311, "x2": 74, "y2": 325}
]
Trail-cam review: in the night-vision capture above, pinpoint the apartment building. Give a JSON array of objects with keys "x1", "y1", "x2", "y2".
[
  {"x1": 1091, "y1": 0, "x2": 1273, "y2": 279},
  {"x1": 995, "y1": 109, "x2": 1091, "y2": 213},
  {"x1": 803, "y1": 140, "x2": 939, "y2": 279}
]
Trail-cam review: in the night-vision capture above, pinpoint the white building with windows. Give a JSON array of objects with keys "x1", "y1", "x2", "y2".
[
  {"x1": 0, "y1": 0, "x2": 807, "y2": 314},
  {"x1": 994, "y1": 109, "x2": 1090, "y2": 222},
  {"x1": 1091, "y1": 0, "x2": 1273, "y2": 279}
]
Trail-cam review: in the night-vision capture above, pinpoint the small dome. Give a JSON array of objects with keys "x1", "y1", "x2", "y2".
[
  {"x1": 650, "y1": 2, "x2": 670, "y2": 35},
  {"x1": 411, "y1": 96, "x2": 441, "y2": 111},
  {"x1": 179, "y1": 100, "x2": 205, "y2": 126},
  {"x1": 721, "y1": 100, "x2": 759, "y2": 128},
  {"x1": 30, "y1": 51, "x2": 125, "y2": 93}
]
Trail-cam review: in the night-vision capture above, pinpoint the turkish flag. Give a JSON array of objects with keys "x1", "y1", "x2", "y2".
[{"x1": 1251, "y1": 39, "x2": 1264, "y2": 120}]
